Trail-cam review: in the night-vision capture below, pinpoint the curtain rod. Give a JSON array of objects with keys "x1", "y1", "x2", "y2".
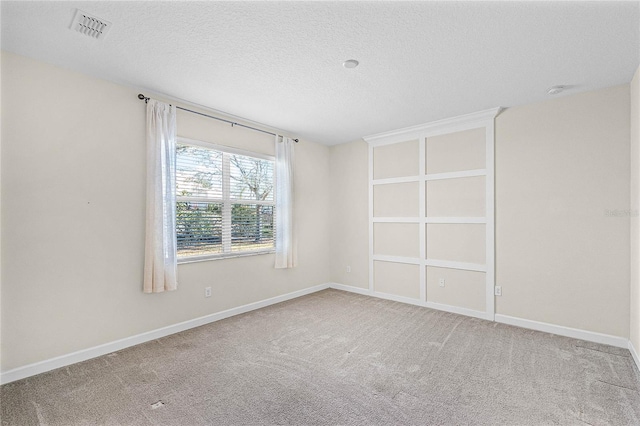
[{"x1": 137, "y1": 94, "x2": 298, "y2": 143}]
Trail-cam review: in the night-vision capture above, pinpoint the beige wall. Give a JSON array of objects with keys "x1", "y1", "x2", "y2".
[
  {"x1": 426, "y1": 128, "x2": 485, "y2": 174},
  {"x1": 373, "y1": 140, "x2": 419, "y2": 179},
  {"x1": 631, "y1": 66, "x2": 640, "y2": 352},
  {"x1": 426, "y1": 177, "x2": 485, "y2": 217},
  {"x1": 1, "y1": 50, "x2": 635, "y2": 374},
  {"x1": 1, "y1": 51, "x2": 331, "y2": 371},
  {"x1": 329, "y1": 85, "x2": 631, "y2": 339},
  {"x1": 374, "y1": 261, "x2": 420, "y2": 299},
  {"x1": 329, "y1": 140, "x2": 368, "y2": 289},
  {"x1": 426, "y1": 224, "x2": 485, "y2": 265},
  {"x1": 374, "y1": 223, "x2": 420, "y2": 258},
  {"x1": 426, "y1": 267, "x2": 485, "y2": 312},
  {"x1": 373, "y1": 182, "x2": 420, "y2": 217},
  {"x1": 496, "y1": 84, "x2": 630, "y2": 337}
]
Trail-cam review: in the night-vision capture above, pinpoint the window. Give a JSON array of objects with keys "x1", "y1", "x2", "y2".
[{"x1": 176, "y1": 138, "x2": 275, "y2": 260}]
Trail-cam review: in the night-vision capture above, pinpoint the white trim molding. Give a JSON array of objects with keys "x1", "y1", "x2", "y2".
[
  {"x1": 366, "y1": 107, "x2": 501, "y2": 325},
  {"x1": 4, "y1": 282, "x2": 634, "y2": 384},
  {"x1": 372, "y1": 176, "x2": 420, "y2": 186},
  {"x1": 425, "y1": 217, "x2": 486, "y2": 224},
  {"x1": 372, "y1": 254, "x2": 421, "y2": 265},
  {"x1": 419, "y1": 136, "x2": 427, "y2": 302},
  {"x1": 330, "y1": 285, "x2": 626, "y2": 345},
  {"x1": 364, "y1": 107, "x2": 503, "y2": 146},
  {"x1": 424, "y1": 300, "x2": 492, "y2": 321},
  {"x1": 373, "y1": 217, "x2": 421, "y2": 223},
  {"x1": 629, "y1": 340, "x2": 640, "y2": 371},
  {"x1": 328, "y1": 282, "x2": 371, "y2": 296},
  {"x1": 373, "y1": 170, "x2": 486, "y2": 185},
  {"x1": 370, "y1": 290, "x2": 425, "y2": 307},
  {"x1": 424, "y1": 169, "x2": 486, "y2": 181},
  {"x1": 330, "y1": 287, "x2": 635, "y2": 357},
  {"x1": 329, "y1": 285, "x2": 628, "y2": 347},
  {"x1": 424, "y1": 258, "x2": 486, "y2": 272},
  {"x1": 1, "y1": 283, "x2": 330, "y2": 385},
  {"x1": 495, "y1": 314, "x2": 628, "y2": 349},
  {"x1": 368, "y1": 143, "x2": 374, "y2": 293},
  {"x1": 328, "y1": 283, "x2": 492, "y2": 321},
  {"x1": 484, "y1": 111, "x2": 496, "y2": 321}
]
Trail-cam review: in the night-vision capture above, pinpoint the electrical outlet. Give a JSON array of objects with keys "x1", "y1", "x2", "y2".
[
  {"x1": 205, "y1": 287, "x2": 212, "y2": 298},
  {"x1": 494, "y1": 286, "x2": 502, "y2": 296},
  {"x1": 438, "y1": 278, "x2": 445, "y2": 287},
  {"x1": 346, "y1": 266, "x2": 351, "y2": 273}
]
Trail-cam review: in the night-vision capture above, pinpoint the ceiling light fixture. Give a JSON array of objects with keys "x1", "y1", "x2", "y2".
[
  {"x1": 343, "y1": 59, "x2": 359, "y2": 69},
  {"x1": 547, "y1": 85, "x2": 565, "y2": 95}
]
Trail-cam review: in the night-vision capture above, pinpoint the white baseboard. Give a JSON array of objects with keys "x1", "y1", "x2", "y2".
[
  {"x1": 332, "y1": 285, "x2": 632, "y2": 356},
  {"x1": 629, "y1": 340, "x2": 640, "y2": 371},
  {"x1": 0, "y1": 283, "x2": 330, "y2": 385},
  {"x1": 495, "y1": 314, "x2": 628, "y2": 349},
  {"x1": 327, "y1": 282, "x2": 370, "y2": 296},
  {"x1": 327, "y1": 283, "x2": 424, "y2": 306},
  {"x1": 327, "y1": 283, "x2": 492, "y2": 321},
  {"x1": 370, "y1": 290, "x2": 425, "y2": 307},
  {"x1": 4, "y1": 282, "x2": 633, "y2": 384},
  {"x1": 423, "y1": 300, "x2": 493, "y2": 321}
]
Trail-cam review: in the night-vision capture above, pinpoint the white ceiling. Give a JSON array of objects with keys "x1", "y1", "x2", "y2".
[{"x1": 2, "y1": 1, "x2": 639, "y2": 145}]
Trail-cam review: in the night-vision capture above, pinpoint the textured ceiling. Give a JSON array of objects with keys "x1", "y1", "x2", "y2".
[{"x1": 2, "y1": 1, "x2": 639, "y2": 145}]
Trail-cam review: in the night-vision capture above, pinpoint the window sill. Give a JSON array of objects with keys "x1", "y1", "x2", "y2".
[{"x1": 177, "y1": 249, "x2": 275, "y2": 264}]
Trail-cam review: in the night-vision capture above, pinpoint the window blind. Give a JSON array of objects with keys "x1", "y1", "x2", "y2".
[{"x1": 176, "y1": 140, "x2": 275, "y2": 259}]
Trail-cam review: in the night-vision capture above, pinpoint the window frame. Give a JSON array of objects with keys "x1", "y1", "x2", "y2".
[{"x1": 176, "y1": 137, "x2": 276, "y2": 263}]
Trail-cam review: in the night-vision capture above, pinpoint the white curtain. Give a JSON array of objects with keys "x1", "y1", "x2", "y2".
[
  {"x1": 143, "y1": 100, "x2": 178, "y2": 293},
  {"x1": 275, "y1": 135, "x2": 297, "y2": 268}
]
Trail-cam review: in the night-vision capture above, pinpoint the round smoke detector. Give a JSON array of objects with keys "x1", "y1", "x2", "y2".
[{"x1": 343, "y1": 59, "x2": 359, "y2": 69}]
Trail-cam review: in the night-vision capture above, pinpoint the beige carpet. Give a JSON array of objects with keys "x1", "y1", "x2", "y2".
[{"x1": 2, "y1": 289, "x2": 640, "y2": 425}]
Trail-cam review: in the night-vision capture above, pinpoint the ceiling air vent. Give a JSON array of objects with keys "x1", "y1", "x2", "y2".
[{"x1": 70, "y1": 9, "x2": 112, "y2": 40}]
